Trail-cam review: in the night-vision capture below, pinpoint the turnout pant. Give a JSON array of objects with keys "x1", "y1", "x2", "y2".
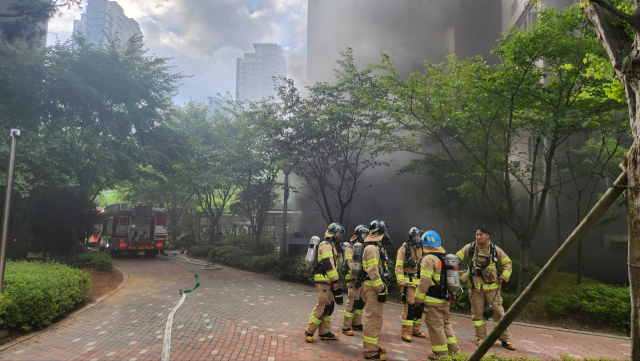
[
  {"x1": 401, "y1": 285, "x2": 422, "y2": 337},
  {"x1": 470, "y1": 286, "x2": 511, "y2": 342},
  {"x1": 341, "y1": 281, "x2": 363, "y2": 330},
  {"x1": 362, "y1": 284, "x2": 384, "y2": 357},
  {"x1": 305, "y1": 283, "x2": 335, "y2": 336},
  {"x1": 424, "y1": 303, "x2": 459, "y2": 356}
]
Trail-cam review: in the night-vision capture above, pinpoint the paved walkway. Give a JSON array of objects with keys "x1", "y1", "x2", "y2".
[{"x1": 0, "y1": 256, "x2": 631, "y2": 361}]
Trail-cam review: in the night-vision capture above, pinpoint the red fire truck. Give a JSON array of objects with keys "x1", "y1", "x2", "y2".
[{"x1": 98, "y1": 203, "x2": 167, "y2": 257}]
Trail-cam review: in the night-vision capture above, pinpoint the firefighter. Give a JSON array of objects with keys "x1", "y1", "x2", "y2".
[
  {"x1": 304, "y1": 223, "x2": 345, "y2": 343},
  {"x1": 341, "y1": 224, "x2": 368, "y2": 336},
  {"x1": 414, "y1": 230, "x2": 460, "y2": 359},
  {"x1": 395, "y1": 227, "x2": 426, "y2": 342},
  {"x1": 361, "y1": 220, "x2": 390, "y2": 360},
  {"x1": 456, "y1": 226, "x2": 515, "y2": 350}
]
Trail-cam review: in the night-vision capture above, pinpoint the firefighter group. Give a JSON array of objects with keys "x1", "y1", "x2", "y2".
[{"x1": 303, "y1": 221, "x2": 515, "y2": 360}]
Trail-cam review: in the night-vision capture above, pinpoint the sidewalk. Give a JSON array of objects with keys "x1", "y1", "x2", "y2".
[{"x1": 0, "y1": 257, "x2": 631, "y2": 360}]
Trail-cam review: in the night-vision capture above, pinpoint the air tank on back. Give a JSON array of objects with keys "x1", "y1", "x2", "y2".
[
  {"x1": 305, "y1": 236, "x2": 321, "y2": 274},
  {"x1": 351, "y1": 242, "x2": 364, "y2": 279},
  {"x1": 444, "y1": 254, "x2": 460, "y2": 294}
]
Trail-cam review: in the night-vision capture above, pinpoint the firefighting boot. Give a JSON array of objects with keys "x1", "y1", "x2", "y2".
[
  {"x1": 304, "y1": 331, "x2": 313, "y2": 343},
  {"x1": 378, "y1": 347, "x2": 386, "y2": 353},
  {"x1": 476, "y1": 339, "x2": 483, "y2": 346},
  {"x1": 365, "y1": 353, "x2": 386, "y2": 360},
  {"x1": 319, "y1": 332, "x2": 339, "y2": 340},
  {"x1": 352, "y1": 324, "x2": 363, "y2": 331},
  {"x1": 413, "y1": 332, "x2": 426, "y2": 338},
  {"x1": 402, "y1": 335, "x2": 412, "y2": 342},
  {"x1": 502, "y1": 341, "x2": 516, "y2": 350},
  {"x1": 342, "y1": 328, "x2": 354, "y2": 336}
]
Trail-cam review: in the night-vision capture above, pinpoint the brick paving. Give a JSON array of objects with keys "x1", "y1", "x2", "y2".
[{"x1": 0, "y1": 255, "x2": 631, "y2": 361}]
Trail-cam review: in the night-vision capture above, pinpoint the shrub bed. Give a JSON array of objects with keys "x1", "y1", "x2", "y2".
[
  {"x1": 544, "y1": 283, "x2": 631, "y2": 331},
  {"x1": 279, "y1": 255, "x2": 312, "y2": 283},
  {"x1": 74, "y1": 252, "x2": 113, "y2": 272},
  {"x1": 1, "y1": 261, "x2": 90, "y2": 331},
  {"x1": 221, "y1": 236, "x2": 278, "y2": 255},
  {"x1": 188, "y1": 245, "x2": 217, "y2": 258}
]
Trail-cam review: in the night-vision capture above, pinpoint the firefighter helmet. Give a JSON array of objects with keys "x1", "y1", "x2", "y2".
[
  {"x1": 369, "y1": 220, "x2": 389, "y2": 235},
  {"x1": 408, "y1": 227, "x2": 423, "y2": 237},
  {"x1": 354, "y1": 224, "x2": 369, "y2": 236},
  {"x1": 326, "y1": 222, "x2": 345, "y2": 235},
  {"x1": 421, "y1": 230, "x2": 442, "y2": 247}
]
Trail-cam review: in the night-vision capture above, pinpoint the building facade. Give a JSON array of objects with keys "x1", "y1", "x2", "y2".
[
  {"x1": 73, "y1": 0, "x2": 141, "y2": 45},
  {"x1": 235, "y1": 43, "x2": 287, "y2": 102}
]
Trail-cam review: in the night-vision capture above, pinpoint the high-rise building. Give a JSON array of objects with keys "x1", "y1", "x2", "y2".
[
  {"x1": 73, "y1": 0, "x2": 141, "y2": 45},
  {"x1": 236, "y1": 43, "x2": 287, "y2": 102}
]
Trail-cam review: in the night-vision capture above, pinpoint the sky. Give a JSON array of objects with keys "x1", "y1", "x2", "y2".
[{"x1": 46, "y1": 0, "x2": 308, "y2": 105}]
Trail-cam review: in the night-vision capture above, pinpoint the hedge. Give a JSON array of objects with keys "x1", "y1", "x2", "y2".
[
  {"x1": 188, "y1": 245, "x2": 217, "y2": 258},
  {"x1": 221, "y1": 236, "x2": 278, "y2": 255},
  {"x1": 544, "y1": 283, "x2": 631, "y2": 331},
  {"x1": 74, "y1": 252, "x2": 113, "y2": 272},
  {"x1": 1, "y1": 261, "x2": 90, "y2": 331}
]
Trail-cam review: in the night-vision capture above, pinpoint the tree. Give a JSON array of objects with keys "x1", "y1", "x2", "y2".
[
  {"x1": 376, "y1": 7, "x2": 624, "y2": 293},
  {"x1": 274, "y1": 49, "x2": 389, "y2": 226},
  {"x1": 583, "y1": 1, "x2": 640, "y2": 356},
  {"x1": 0, "y1": 33, "x2": 183, "y2": 256},
  {"x1": 0, "y1": 0, "x2": 81, "y2": 44}
]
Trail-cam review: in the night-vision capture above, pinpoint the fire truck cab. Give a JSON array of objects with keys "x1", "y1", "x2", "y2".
[{"x1": 98, "y1": 203, "x2": 167, "y2": 257}]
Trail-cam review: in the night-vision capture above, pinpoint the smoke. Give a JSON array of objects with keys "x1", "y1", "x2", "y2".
[{"x1": 296, "y1": 0, "x2": 502, "y2": 250}]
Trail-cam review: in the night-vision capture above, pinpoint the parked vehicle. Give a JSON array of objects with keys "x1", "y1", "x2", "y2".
[{"x1": 98, "y1": 203, "x2": 167, "y2": 257}]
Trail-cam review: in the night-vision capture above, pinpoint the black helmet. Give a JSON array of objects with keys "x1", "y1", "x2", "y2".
[
  {"x1": 326, "y1": 222, "x2": 345, "y2": 235},
  {"x1": 408, "y1": 227, "x2": 423, "y2": 237},
  {"x1": 369, "y1": 220, "x2": 389, "y2": 235},
  {"x1": 354, "y1": 224, "x2": 369, "y2": 235}
]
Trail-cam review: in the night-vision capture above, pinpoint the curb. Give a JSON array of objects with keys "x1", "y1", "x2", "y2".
[
  {"x1": 386, "y1": 301, "x2": 631, "y2": 340},
  {"x1": 0, "y1": 265, "x2": 129, "y2": 352}
]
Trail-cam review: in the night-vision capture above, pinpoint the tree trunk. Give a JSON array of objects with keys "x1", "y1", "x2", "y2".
[
  {"x1": 585, "y1": 4, "x2": 640, "y2": 357},
  {"x1": 517, "y1": 235, "x2": 532, "y2": 295},
  {"x1": 627, "y1": 144, "x2": 640, "y2": 359}
]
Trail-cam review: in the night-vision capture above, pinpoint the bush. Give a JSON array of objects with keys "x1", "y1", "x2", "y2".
[
  {"x1": 74, "y1": 252, "x2": 113, "y2": 272},
  {"x1": 1, "y1": 261, "x2": 90, "y2": 331},
  {"x1": 247, "y1": 254, "x2": 280, "y2": 273},
  {"x1": 502, "y1": 260, "x2": 540, "y2": 293},
  {"x1": 279, "y1": 255, "x2": 312, "y2": 283},
  {"x1": 543, "y1": 283, "x2": 630, "y2": 331},
  {"x1": 188, "y1": 245, "x2": 217, "y2": 258},
  {"x1": 222, "y1": 236, "x2": 277, "y2": 255},
  {"x1": 208, "y1": 246, "x2": 252, "y2": 268}
]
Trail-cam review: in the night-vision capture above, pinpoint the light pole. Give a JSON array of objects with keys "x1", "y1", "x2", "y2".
[
  {"x1": 280, "y1": 165, "x2": 292, "y2": 259},
  {"x1": 0, "y1": 129, "x2": 20, "y2": 293}
]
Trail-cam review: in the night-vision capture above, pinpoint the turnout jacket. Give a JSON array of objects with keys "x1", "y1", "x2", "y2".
[
  {"x1": 343, "y1": 236, "x2": 357, "y2": 282},
  {"x1": 362, "y1": 234, "x2": 386, "y2": 293},
  {"x1": 456, "y1": 241, "x2": 512, "y2": 291},
  {"x1": 313, "y1": 233, "x2": 340, "y2": 284},
  {"x1": 395, "y1": 243, "x2": 424, "y2": 288},
  {"x1": 415, "y1": 246, "x2": 448, "y2": 305}
]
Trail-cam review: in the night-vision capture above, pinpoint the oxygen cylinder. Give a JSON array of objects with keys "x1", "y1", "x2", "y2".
[
  {"x1": 305, "y1": 236, "x2": 320, "y2": 268},
  {"x1": 351, "y1": 242, "x2": 364, "y2": 279},
  {"x1": 444, "y1": 254, "x2": 460, "y2": 294}
]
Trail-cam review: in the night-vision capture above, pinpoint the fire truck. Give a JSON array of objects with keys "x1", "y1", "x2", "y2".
[{"x1": 98, "y1": 203, "x2": 167, "y2": 257}]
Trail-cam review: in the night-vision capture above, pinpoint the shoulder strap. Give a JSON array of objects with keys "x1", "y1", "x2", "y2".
[
  {"x1": 468, "y1": 241, "x2": 476, "y2": 266},
  {"x1": 490, "y1": 242, "x2": 498, "y2": 263}
]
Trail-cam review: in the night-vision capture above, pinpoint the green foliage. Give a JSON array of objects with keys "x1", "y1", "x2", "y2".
[
  {"x1": 74, "y1": 252, "x2": 113, "y2": 272},
  {"x1": 501, "y1": 260, "x2": 540, "y2": 293},
  {"x1": 396, "y1": 352, "x2": 619, "y2": 361},
  {"x1": 188, "y1": 245, "x2": 217, "y2": 258},
  {"x1": 279, "y1": 255, "x2": 313, "y2": 283},
  {"x1": 246, "y1": 254, "x2": 280, "y2": 273},
  {"x1": 1, "y1": 261, "x2": 90, "y2": 331},
  {"x1": 222, "y1": 236, "x2": 278, "y2": 256},
  {"x1": 544, "y1": 284, "x2": 631, "y2": 331},
  {"x1": 451, "y1": 282, "x2": 471, "y2": 312},
  {"x1": 207, "y1": 246, "x2": 253, "y2": 268},
  {"x1": 0, "y1": 0, "x2": 82, "y2": 44}
]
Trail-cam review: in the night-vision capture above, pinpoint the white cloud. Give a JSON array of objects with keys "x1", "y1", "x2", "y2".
[{"x1": 47, "y1": 0, "x2": 307, "y2": 105}]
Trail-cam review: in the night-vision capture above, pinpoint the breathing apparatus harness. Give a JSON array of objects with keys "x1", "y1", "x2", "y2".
[
  {"x1": 467, "y1": 241, "x2": 498, "y2": 289},
  {"x1": 312, "y1": 236, "x2": 339, "y2": 278}
]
